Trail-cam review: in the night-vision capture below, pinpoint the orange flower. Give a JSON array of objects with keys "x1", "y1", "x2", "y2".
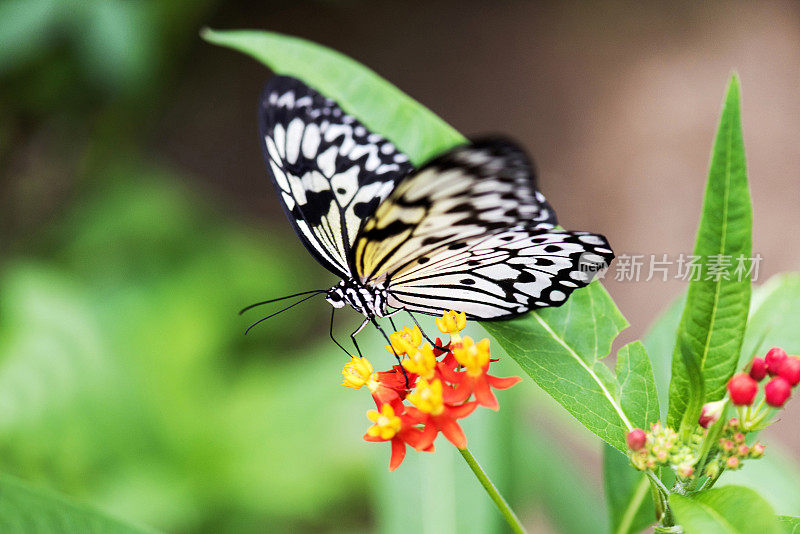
[
  {"x1": 342, "y1": 356, "x2": 413, "y2": 405},
  {"x1": 436, "y1": 310, "x2": 467, "y2": 344},
  {"x1": 405, "y1": 378, "x2": 478, "y2": 448},
  {"x1": 448, "y1": 337, "x2": 522, "y2": 410},
  {"x1": 386, "y1": 325, "x2": 423, "y2": 356},
  {"x1": 363, "y1": 402, "x2": 435, "y2": 471}
]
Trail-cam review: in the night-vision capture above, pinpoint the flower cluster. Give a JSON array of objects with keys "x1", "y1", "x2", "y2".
[
  {"x1": 342, "y1": 311, "x2": 521, "y2": 470},
  {"x1": 728, "y1": 347, "x2": 800, "y2": 409},
  {"x1": 628, "y1": 423, "x2": 699, "y2": 478},
  {"x1": 626, "y1": 346, "x2": 797, "y2": 484}
]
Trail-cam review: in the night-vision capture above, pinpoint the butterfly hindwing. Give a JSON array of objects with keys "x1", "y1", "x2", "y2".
[
  {"x1": 351, "y1": 139, "x2": 613, "y2": 319},
  {"x1": 384, "y1": 226, "x2": 614, "y2": 319},
  {"x1": 259, "y1": 76, "x2": 414, "y2": 277}
]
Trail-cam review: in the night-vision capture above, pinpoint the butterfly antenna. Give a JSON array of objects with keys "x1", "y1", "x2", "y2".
[
  {"x1": 240, "y1": 289, "x2": 326, "y2": 315},
  {"x1": 244, "y1": 292, "x2": 323, "y2": 335}
]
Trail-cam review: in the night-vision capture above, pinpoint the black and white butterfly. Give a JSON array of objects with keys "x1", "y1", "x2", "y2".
[{"x1": 251, "y1": 75, "x2": 614, "y2": 349}]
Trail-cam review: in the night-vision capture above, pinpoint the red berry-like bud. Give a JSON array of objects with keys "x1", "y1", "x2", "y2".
[
  {"x1": 726, "y1": 456, "x2": 740, "y2": 469},
  {"x1": 698, "y1": 400, "x2": 725, "y2": 428},
  {"x1": 778, "y1": 356, "x2": 800, "y2": 386},
  {"x1": 626, "y1": 428, "x2": 647, "y2": 451},
  {"x1": 765, "y1": 347, "x2": 788, "y2": 375},
  {"x1": 727, "y1": 373, "x2": 758, "y2": 405},
  {"x1": 765, "y1": 377, "x2": 792, "y2": 407},
  {"x1": 749, "y1": 357, "x2": 768, "y2": 381}
]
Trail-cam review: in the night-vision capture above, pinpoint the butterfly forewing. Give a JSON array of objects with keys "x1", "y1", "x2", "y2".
[
  {"x1": 353, "y1": 139, "x2": 558, "y2": 283},
  {"x1": 259, "y1": 76, "x2": 414, "y2": 278}
]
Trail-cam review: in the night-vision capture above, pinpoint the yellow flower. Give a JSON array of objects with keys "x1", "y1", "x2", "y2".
[
  {"x1": 402, "y1": 343, "x2": 437, "y2": 380},
  {"x1": 452, "y1": 337, "x2": 491, "y2": 377},
  {"x1": 366, "y1": 403, "x2": 402, "y2": 440},
  {"x1": 386, "y1": 325, "x2": 423, "y2": 356},
  {"x1": 407, "y1": 378, "x2": 445, "y2": 416},
  {"x1": 342, "y1": 356, "x2": 379, "y2": 390},
  {"x1": 436, "y1": 310, "x2": 467, "y2": 343}
]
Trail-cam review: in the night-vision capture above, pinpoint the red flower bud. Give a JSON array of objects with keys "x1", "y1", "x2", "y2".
[
  {"x1": 765, "y1": 377, "x2": 792, "y2": 407},
  {"x1": 778, "y1": 356, "x2": 800, "y2": 386},
  {"x1": 749, "y1": 357, "x2": 768, "y2": 381},
  {"x1": 727, "y1": 373, "x2": 758, "y2": 405},
  {"x1": 626, "y1": 428, "x2": 647, "y2": 451},
  {"x1": 765, "y1": 347, "x2": 788, "y2": 375},
  {"x1": 726, "y1": 456, "x2": 740, "y2": 469},
  {"x1": 698, "y1": 400, "x2": 725, "y2": 428}
]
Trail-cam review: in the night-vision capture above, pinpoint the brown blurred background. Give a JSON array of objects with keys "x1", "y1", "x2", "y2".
[{"x1": 2, "y1": 1, "x2": 799, "y2": 532}]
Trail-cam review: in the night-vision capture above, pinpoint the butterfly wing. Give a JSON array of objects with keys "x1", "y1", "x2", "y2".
[
  {"x1": 259, "y1": 76, "x2": 414, "y2": 278},
  {"x1": 382, "y1": 226, "x2": 613, "y2": 318},
  {"x1": 352, "y1": 139, "x2": 613, "y2": 318},
  {"x1": 353, "y1": 139, "x2": 557, "y2": 281}
]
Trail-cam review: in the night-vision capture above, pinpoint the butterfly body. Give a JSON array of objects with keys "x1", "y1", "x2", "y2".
[
  {"x1": 258, "y1": 75, "x2": 614, "y2": 329},
  {"x1": 326, "y1": 279, "x2": 390, "y2": 318}
]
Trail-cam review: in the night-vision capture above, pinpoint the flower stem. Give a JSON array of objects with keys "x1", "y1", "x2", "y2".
[{"x1": 458, "y1": 447, "x2": 527, "y2": 534}]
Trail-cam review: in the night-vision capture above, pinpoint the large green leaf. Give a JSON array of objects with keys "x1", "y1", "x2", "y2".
[
  {"x1": 0, "y1": 473, "x2": 155, "y2": 533},
  {"x1": 670, "y1": 486, "x2": 780, "y2": 534},
  {"x1": 201, "y1": 28, "x2": 465, "y2": 166},
  {"x1": 483, "y1": 283, "x2": 658, "y2": 452},
  {"x1": 667, "y1": 75, "x2": 752, "y2": 428},
  {"x1": 741, "y1": 273, "x2": 800, "y2": 364},
  {"x1": 205, "y1": 29, "x2": 656, "y2": 453},
  {"x1": 603, "y1": 445, "x2": 655, "y2": 534}
]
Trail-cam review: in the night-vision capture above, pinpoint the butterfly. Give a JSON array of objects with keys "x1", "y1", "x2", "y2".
[{"x1": 253, "y1": 75, "x2": 614, "y2": 349}]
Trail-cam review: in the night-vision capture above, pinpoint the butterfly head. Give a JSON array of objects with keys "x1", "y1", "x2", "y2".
[{"x1": 325, "y1": 285, "x2": 347, "y2": 309}]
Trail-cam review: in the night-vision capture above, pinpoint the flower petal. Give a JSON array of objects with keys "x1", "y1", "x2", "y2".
[
  {"x1": 486, "y1": 374, "x2": 522, "y2": 390},
  {"x1": 446, "y1": 400, "x2": 478, "y2": 419},
  {"x1": 436, "y1": 416, "x2": 467, "y2": 449},
  {"x1": 389, "y1": 438, "x2": 407, "y2": 471},
  {"x1": 443, "y1": 380, "x2": 472, "y2": 404},
  {"x1": 473, "y1": 376, "x2": 499, "y2": 410}
]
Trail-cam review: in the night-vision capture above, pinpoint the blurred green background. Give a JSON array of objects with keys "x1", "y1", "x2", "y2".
[{"x1": 2, "y1": 1, "x2": 799, "y2": 532}]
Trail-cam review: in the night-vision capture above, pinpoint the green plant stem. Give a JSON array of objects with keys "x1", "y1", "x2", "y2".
[{"x1": 458, "y1": 447, "x2": 526, "y2": 534}]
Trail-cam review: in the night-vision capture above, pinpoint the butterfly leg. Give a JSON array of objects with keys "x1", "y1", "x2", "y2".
[
  {"x1": 405, "y1": 310, "x2": 450, "y2": 353},
  {"x1": 349, "y1": 317, "x2": 370, "y2": 358},
  {"x1": 370, "y1": 318, "x2": 410, "y2": 388},
  {"x1": 329, "y1": 307, "x2": 351, "y2": 356}
]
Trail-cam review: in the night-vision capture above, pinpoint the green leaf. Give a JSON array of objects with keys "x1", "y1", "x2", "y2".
[
  {"x1": 0, "y1": 473, "x2": 155, "y2": 533},
  {"x1": 718, "y1": 441, "x2": 800, "y2": 517},
  {"x1": 603, "y1": 445, "x2": 655, "y2": 534},
  {"x1": 616, "y1": 340, "x2": 661, "y2": 427},
  {"x1": 667, "y1": 74, "x2": 753, "y2": 428},
  {"x1": 741, "y1": 273, "x2": 800, "y2": 365},
  {"x1": 778, "y1": 516, "x2": 800, "y2": 534},
  {"x1": 484, "y1": 282, "x2": 640, "y2": 452},
  {"x1": 201, "y1": 28, "x2": 465, "y2": 166},
  {"x1": 643, "y1": 294, "x2": 685, "y2": 418},
  {"x1": 670, "y1": 486, "x2": 780, "y2": 534}
]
